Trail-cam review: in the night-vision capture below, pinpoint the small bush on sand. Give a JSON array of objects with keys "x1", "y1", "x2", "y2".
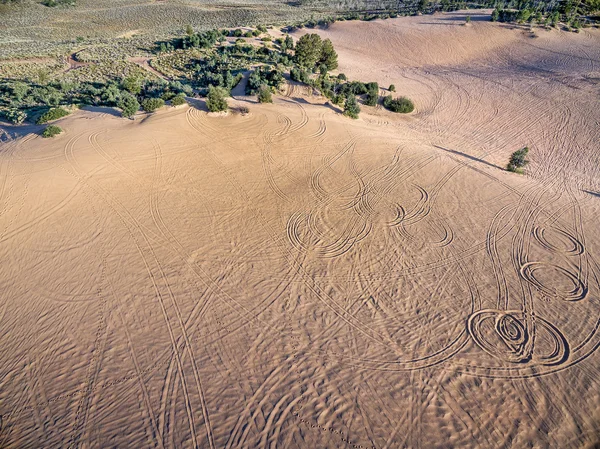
[
  {"x1": 118, "y1": 93, "x2": 140, "y2": 118},
  {"x1": 383, "y1": 95, "x2": 414, "y2": 113},
  {"x1": 37, "y1": 107, "x2": 69, "y2": 124},
  {"x1": 170, "y1": 94, "x2": 187, "y2": 106},
  {"x1": 507, "y1": 147, "x2": 529, "y2": 173},
  {"x1": 389, "y1": 84, "x2": 396, "y2": 92},
  {"x1": 42, "y1": 125, "x2": 62, "y2": 138},
  {"x1": 257, "y1": 85, "x2": 273, "y2": 103},
  {"x1": 141, "y1": 97, "x2": 165, "y2": 112},
  {"x1": 344, "y1": 95, "x2": 360, "y2": 119},
  {"x1": 206, "y1": 86, "x2": 228, "y2": 112}
]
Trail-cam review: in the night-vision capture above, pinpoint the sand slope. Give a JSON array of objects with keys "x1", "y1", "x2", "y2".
[{"x1": 0, "y1": 12, "x2": 599, "y2": 449}]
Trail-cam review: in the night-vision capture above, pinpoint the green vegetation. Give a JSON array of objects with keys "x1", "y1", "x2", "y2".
[
  {"x1": 363, "y1": 82, "x2": 379, "y2": 107},
  {"x1": 170, "y1": 94, "x2": 187, "y2": 106},
  {"x1": 206, "y1": 85, "x2": 228, "y2": 112},
  {"x1": 383, "y1": 95, "x2": 414, "y2": 113},
  {"x1": 42, "y1": 125, "x2": 62, "y2": 138},
  {"x1": 247, "y1": 67, "x2": 283, "y2": 95},
  {"x1": 118, "y1": 93, "x2": 140, "y2": 118},
  {"x1": 141, "y1": 97, "x2": 165, "y2": 112},
  {"x1": 0, "y1": 24, "x2": 412, "y2": 124},
  {"x1": 294, "y1": 34, "x2": 338, "y2": 72},
  {"x1": 4, "y1": 108, "x2": 27, "y2": 124},
  {"x1": 389, "y1": 84, "x2": 396, "y2": 92},
  {"x1": 257, "y1": 84, "x2": 273, "y2": 103},
  {"x1": 490, "y1": 0, "x2": 598, "y2": 29},
  {"x1": 507, "y1": 147, "x2": 530, "y2": 173},
  {"x1": 37, "y1": 107, "x2": 69, "y2": 124},
  {"x1": 344, "y1": 95, "x2": 360, "y2": 119}
]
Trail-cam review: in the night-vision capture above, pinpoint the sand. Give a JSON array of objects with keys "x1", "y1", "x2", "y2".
[{"x1": 0, "y1": 11, "x2": 599, "y2": 448}]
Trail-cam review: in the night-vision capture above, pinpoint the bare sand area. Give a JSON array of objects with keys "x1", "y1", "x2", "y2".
[{"x1": 1, "y1": 11, "x2": 599, "y2": 449}]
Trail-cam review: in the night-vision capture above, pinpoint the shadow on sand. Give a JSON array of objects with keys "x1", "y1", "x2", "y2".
[{"x1": 433, "y1": 144, "x2": 503, "y2": 170}]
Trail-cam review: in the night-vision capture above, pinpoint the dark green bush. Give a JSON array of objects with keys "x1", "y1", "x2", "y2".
[
  {"x1": 257, "y1": 85, "x2": 273, "y2": 103},
  {"x1": 141, "y1": 97, "x2": 165, "y2": 112},
  {"x1": 37, "y1": 107, "x2": 69, "y2": 124},
  {"x1": 507, "y1": 147, "x2": 529, "y2": 172},
  {"x1": 170, "y1": 94, "x2": 187, "y2": 106},
  {"x1": 383, "y1": 95, "x2": 414, "y2": 113},
  {"x1": 206, "y1": 86, "x2": 228, "y2": 112},
  {"x1": 344, "y1": 95, "x2": 360, "y2": 119},
  {"x1": 118, "y1": 93, "x2": 140, "y2": 118},
  {"x1": 42, "y1": 125, "x2": 62, "y2": 138}
]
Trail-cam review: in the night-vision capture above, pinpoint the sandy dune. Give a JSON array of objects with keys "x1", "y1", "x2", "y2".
[{"x1": 1, "y1": 11, "x2": 599, "y2": 448}]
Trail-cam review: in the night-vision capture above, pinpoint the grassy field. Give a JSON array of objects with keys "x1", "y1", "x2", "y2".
[{"x1": 0, "y1": 0, "x2": 415, "y2": 59}]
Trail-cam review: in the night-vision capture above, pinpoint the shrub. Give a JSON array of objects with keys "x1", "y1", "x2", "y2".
[
  {"x1": 337, "y1": 73, "x2": 347, "y2": 81},
  {"x1": 42, "y1": 125, "x2": 62, "y2": 138},
  {"x1": 37, "y1": 107, "x2": 69, "y2": 124},
  {"x1": 491, "y1": 8, "x2": 500, "y2": 21},
  {"x1": 465, "y1": 15, "x2": 471, "y2": 24},
  {"x1": 290, "y1": 67, "x2": 310, "y2": 84},
  {"x1": 141, "y1": 97, "x2": 165, "y2": 112},
  {"x1": 507, "y1": 147, "x2": 529, "y2": 172},
  {"x1": 389, "y1": 84, "x2": 396, "y2": 92},
  {"x1": 206, "y1": 85, "x2": 228, "y2": 112},
  {"x1": 118, "y1": 93, "x2": 140, "y2": 118},
  {"x1": 257, "y1": 85, "x2": 273, "y2": 103},
  {"x1": 383, "y1": 95, "x2": 414, "y2": 113},
  {"x1": 5, "y1": 108, "x2": 27, "y2": 124},
  {"x1": 364, "y1": 82, "x2": 379, "y2": 106},
  {"x1": 344, "y1": 95, "x2": 360, "y2": 119},
  {"x1": 170, "y1": 94, "x2": 187, "y2": 106},
  {"x1": 121, "y1": 75, "x2": 142, "y2": 95}
]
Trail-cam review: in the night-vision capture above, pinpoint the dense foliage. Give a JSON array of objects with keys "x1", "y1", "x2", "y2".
[
  {"x1": 37, "y1": 107, "x2": 70, "y2": 124},
  {"x1": 344, "y1": 95, "x2": 360, "y2": 119},
  {"x1": 42, "y1": 125, "x2": 62, "y2": 138},
  {"x1": 141, "y1": 97, "x2": 165, "y2": 112},
  {"x1": 507, "y1": 147, "x2": 530, "y2": 172},
  {"x1": 383, "y1": 95, "x2": 414, "y2": 113},
  {"x1": 294, "y1": 34, "x2": 338, "y2": 71},
  {"x1": 257, "y1": 85, "x2": 273, "y2": 103},
  {"x1": 206, "y1": 85, "x2": 228, "y2": 112}
]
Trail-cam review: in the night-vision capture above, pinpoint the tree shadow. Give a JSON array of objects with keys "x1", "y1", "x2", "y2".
[
  {"x1": 80, "y1": 105, "x2": 122, "y2": 117},
  {"x1": 433, "y1": 144, "x2": 503, "y2": 170},
  {"x1": 186, "y1": 97, "x2": 210, "y2": 112},
  {"x1": 582, "y1": 189, "x2": 600, "y2": 198}
]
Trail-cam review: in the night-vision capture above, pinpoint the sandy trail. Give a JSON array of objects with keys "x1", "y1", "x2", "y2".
[{"x1": 0, "y1": 11, "x2": 599, "y2": 449}]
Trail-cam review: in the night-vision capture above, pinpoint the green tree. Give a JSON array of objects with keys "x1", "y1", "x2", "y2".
[
  {"x1": 389, "y1": 84, "x2": 396, "y2": 92},
  {"x1": 507, "y1": 147, "x2": 530, "y2": 172},
  {"x1": 118, "y1": 93, "x2": 140, "y2": 118},
  {"x1": 284, "y1": 35, "x2": 294, "y2": 51},
  {"x1": 319, "y1": 38, "x2": 338, "y2": 71},
  {"x1": 121, "y1": 76, "x2": 142, "y2": 95},
  {"x1": 294, "y1": 33, "x2": 323, "y2": 68},
  {"x1": 206, "y1": 85, "x2": 228, "y2": 112},
  {"x1": 344, "y1": 95, "x2": 360, "y2": 119},
  {"x1": 257, "y1": 85, "x2": 273, "y2": 103},
  {"x1": 491, "y1": 8, "x2": 500, "y2": 21},
  {"x1": 185, "y1": 24, "x2": 194, "y2": 36}
]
